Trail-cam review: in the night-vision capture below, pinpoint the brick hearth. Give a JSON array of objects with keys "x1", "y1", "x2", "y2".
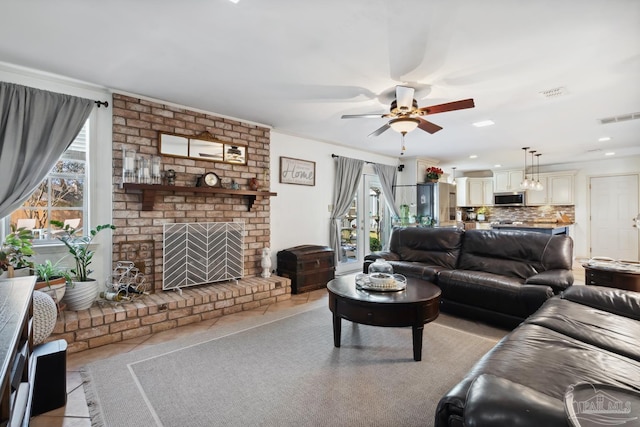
[{"x1": 47, "y1": 276, "x2": 291, "y2": 353}]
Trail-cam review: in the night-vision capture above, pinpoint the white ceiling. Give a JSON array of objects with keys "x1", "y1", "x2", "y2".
[{"x1": 1, "y1": 0, "x2": 639, "y2": 172}]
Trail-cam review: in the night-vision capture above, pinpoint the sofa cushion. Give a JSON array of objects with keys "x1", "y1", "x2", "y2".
[
  {"x1": 457, "y1": 229, "x2": 573, "y2": 281},
  {"x1": 463, "y1": 374, "x2": 567, "y2": 427},
  {"x1": 389, "y1": 226, "x2": 463, "y2": 269},
  {"x1": 435, "y1": 323, "x2": 640, "y2": 425},
  {"x1": 438, "y1": 270, "x2": 553, "y2": 318},
  {"x1": 526, "y1": 297, "x2": 640, "y2": 362},
  {"x1": 561, "y1": 285, "x2": 640, "y2": 321}
]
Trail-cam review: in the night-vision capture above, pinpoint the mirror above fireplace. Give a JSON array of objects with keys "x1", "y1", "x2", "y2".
[{"x1": 159, "y1": 131, "x2": 247, "y2": 165}]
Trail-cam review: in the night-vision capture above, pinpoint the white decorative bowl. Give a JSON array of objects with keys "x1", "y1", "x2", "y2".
[{"x1": 368, "y1": 273, "x2": 396, "y2": 289}]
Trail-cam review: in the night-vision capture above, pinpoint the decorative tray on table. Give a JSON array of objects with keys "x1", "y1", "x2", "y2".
[{"x1": 355, "y1": 273, "x2": 407, "y2": 292}]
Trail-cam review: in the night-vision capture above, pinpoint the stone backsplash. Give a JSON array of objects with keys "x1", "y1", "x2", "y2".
[{"x1": 464, "y1": 205, "x2": 575, "y2": 223}]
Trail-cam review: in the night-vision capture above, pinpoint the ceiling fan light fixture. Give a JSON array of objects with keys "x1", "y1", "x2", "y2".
[{"x1": 389, "y1": 117, "x2": 420, "y2": 134}]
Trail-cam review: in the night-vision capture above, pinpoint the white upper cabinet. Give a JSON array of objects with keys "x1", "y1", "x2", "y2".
[
  {"x1": 525, "y1": 172, "x2": 575, "y2": 205},
  {"x1": 456, "y1": 177, "x2": 494, "y2": 207},
  {"x1": 493, "y1": 170, "x2": 524, "y2": 193}
]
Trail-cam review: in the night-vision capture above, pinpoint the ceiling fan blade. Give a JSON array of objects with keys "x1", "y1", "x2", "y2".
[
  {"x1": 368, "y1": 123, "x2": 391, "y2": 137},
  {"x1": 418, "y1": 118, "x2": 443, "y2": 134},
  {"x1": 418, "y1": 98, "x2": 475, "y2": 115},
  {"x1": 341, "y1": 113, "x2": 386, "y2": 119},
  {"x1": 396, "y1": 86, "x2": 415, "y2": 110}
]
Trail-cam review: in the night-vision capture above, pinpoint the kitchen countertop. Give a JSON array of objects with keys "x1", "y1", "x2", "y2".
[
  {"x1": 491, "y1": 222, "x2": 574, "y2": 229},
  {"x1": 490, "y1": 222, "x2": 574, "y2": 235}
]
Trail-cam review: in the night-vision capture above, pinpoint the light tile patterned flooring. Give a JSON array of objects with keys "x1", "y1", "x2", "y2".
[{"x1": 31, "y1": 265, "x2": 585, "y2": 426}]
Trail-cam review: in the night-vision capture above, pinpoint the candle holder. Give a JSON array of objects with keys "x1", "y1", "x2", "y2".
[
  {"x1": 122, "y1": 148, "x2": 136, "y2": 183},
  {"x1": 151, "y1": 155, "x2": 162, "y2": 184}
]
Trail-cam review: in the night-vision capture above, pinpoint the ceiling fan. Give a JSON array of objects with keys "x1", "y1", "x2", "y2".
[{"x1": 341, "y1": 85, "x2": 475, "y2": 138}]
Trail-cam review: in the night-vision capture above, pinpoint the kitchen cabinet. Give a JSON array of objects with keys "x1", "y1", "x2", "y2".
[
  {"x1": 456, "y1": 177, "x2": 494, "y2": 207},
  {"x1": 493, "y1": 170, "x2": 524, "y2": 192},
  {"x1": 525, "y1": 172, "x2": 575, "y2": 205}
]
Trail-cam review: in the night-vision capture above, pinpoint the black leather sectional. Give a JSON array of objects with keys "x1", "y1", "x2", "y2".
[
  {"x1": 364, "y1": 226, "x2": 575, "y2": 328},
  {"x1": 435, "y1": 285, "x2": 640, "y2": 426}
]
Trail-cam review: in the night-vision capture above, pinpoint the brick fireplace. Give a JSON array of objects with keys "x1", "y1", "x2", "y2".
[
  {"x1": 111, "y1": 94, "x2": 272, "y2": 291},
  {"x1": 46, "y1": 95, "x2": 290, "y2": 354}
]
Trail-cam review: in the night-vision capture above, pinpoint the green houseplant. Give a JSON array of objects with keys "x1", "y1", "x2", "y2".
[
  {"x1": 0, "y1": 226, "x2": 35, "y2": 278},
  {"x1": 34, "y1": 259, "x2": 69, "y2": 308},
  {"x1": 51, "y1": 220, "x2": 115, "y2": 310}
]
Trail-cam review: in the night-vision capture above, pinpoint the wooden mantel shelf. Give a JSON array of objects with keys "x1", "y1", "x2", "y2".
[{"x1": 122, "y1": 183, "x2": 277, "y2": 211}]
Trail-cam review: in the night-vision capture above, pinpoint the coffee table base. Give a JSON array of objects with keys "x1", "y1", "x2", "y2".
[
  {"x1": 332, "y1": 314, "x2": 425, "y2": 361},
  {"x1": 328, "y1": 277, "x2": 440, "y2": 362}
]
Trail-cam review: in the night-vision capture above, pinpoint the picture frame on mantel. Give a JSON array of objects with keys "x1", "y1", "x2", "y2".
[{"x1": 279, "y1": 156, "x2": 315, "y2": 186}]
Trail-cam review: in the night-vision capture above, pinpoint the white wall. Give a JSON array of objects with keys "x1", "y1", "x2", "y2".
[{"x1": 269, "y1": 131, "x2": 398, "y2": 269}]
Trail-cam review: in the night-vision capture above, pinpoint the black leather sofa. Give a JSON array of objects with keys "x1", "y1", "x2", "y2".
[
  {"x1": 435, "y1": 285, "x2": 640, "y2": 426},
  {"x1": 363, "y1": 227, "x2": 574, "y2": 328}
]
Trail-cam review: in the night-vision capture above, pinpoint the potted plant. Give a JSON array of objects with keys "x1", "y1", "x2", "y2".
[
  {"x1": 425, "y1": 166, "x2": 444, "y2": 182},
  {"x1": 0, "y1": 226, "x2": 35, "y2": 278},
  {"x1": 476, "y1": 206, "x2": 488, "y2": 222},
  {"x1": 51, "y1": 220, "x2": 115, "y2": 310},
  {"x1": 34, "y1": 259, "x2": 69, "y2": 307}
]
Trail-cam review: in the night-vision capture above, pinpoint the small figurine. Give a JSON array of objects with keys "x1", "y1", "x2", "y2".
[
  {"x1": 165, "y1": 169, "x2": 176, "y2": 186},
  {"x1": 261, "y1": 247, "x2": 272, "y2": 278},
  {"x1": 249, "y1": 177, "x2": 259, "y2": 191}
]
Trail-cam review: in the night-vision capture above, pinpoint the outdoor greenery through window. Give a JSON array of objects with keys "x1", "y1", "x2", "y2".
[{"x1": 7, "y1": 120, "x2": 89, "y2": 242}]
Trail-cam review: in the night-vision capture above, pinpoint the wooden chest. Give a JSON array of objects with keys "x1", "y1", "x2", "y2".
[{"x1": 277, "y1": 245, "x2": 335, "y2": 294}]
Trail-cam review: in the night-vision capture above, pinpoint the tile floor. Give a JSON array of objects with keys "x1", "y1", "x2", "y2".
[
  {"x1": 30, "y1": 287, "x2": 328, "y2": 427},
  {"x1": 30, "y1": 265, "x2": 586, "y2": 426}
]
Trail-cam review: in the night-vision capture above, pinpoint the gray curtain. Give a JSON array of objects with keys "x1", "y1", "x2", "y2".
[
  {"x1": 0, "y1": 82, "x2": 94, "y2": 218},
  {"x1": 329, "y1": 156, "x2": 364, "y2": 263},
  {"x1": 373, "y1": 163, "x2": 400, "y2": 250}
]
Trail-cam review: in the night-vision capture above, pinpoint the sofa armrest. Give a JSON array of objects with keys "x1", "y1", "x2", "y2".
[
  {"x1": 525, "y1": 269, "x2": 574, "y2": 293},
  {"x1": 464, "y1": 374, "x2": 568, "y2": 427},
  {"x1": 561, "y1": 285, "x2": 640, "y2": 321},
  {"x1": 363, "y1": 251, "x2": 400, "y2": 262}
]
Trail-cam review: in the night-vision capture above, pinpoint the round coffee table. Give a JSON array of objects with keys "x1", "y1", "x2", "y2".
[{"x1": 327, "y1": 275, "x2": 441, "y2": 361}]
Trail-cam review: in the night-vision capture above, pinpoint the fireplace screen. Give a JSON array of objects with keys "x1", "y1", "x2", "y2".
[{"x1": 163, "y1": 222, "x2": 244, "y2": 291}]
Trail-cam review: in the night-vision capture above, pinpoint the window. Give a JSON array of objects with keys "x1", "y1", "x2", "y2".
[{"x1": 6, "y1": 119, "x2": 89, "y2": 242}]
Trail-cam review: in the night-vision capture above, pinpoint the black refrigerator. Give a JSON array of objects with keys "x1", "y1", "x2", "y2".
[{"x1": 416, "y1": 182, "x2": 457, "y2": 226}]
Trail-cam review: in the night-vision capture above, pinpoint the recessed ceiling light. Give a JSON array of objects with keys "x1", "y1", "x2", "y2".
[
  {"x1": 229, "y1": 0, "x2": 239, "y2": 3},
  {"x1": 469, "y1": 154, "x2": 478, "y2": 159},
  {"x1": 598, "y1": 137, "x2": 611, "y2": 142},
  {"x1": 473, "y1": 120, "x2": 495, "y2": 127},
  {"x1": 605, "y1": 152, "x2": 616, "y2": 156},
  {"x1": 494, "y1": 164, "x2": 502, "y2": 168}
]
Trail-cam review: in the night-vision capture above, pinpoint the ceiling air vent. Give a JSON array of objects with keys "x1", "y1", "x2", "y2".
[
  {"x1": 539, "y1": 86, "x2": 567, "y2": 98},
  {"x1": 599, "y1": 112, "x2": 640, "y2": 125}
]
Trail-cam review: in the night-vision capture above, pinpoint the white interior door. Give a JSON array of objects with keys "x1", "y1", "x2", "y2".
[{"x1": 589, "y1": 174, "x2": 639, "y2": 260}]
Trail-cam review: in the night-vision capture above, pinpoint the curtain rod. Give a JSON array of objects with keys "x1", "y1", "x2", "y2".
[
  {"x1": 331, "y1": 153, "x2": 374, "y2": 165},
  {"x1": 94, "y1": 100, "x2": 109, "y2": 108},
  {"x1": 332, "y1": 154, "x2": 404, "y2": 171}
]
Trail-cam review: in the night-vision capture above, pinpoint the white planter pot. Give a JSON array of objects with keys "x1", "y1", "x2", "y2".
[{"x1": 63, "y1": 279, "x2": 99, "y2": 311}]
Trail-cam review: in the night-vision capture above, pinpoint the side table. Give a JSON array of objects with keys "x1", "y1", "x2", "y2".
[{"x1": 583, "y1": 264, "x2": 640, "y2": 292}]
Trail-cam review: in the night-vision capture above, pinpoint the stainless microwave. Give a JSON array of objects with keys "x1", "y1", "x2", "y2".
[{"x1": 494, "y1": 192, "x2": 526, "y2": 206}]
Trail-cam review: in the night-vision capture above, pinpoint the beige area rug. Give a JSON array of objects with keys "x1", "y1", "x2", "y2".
[{"x1": 82, "y1": 304, "x2": 503, "y2": 427}]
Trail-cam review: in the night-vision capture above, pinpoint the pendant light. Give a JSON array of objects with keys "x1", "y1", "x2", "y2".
[
  {"x1": 534, "y1": 153, "x2": 544, "y2": 191},
  {"x1": 520, "y1": 147, "x2": 531, "y2": 189},
  {"x1": 451, "y1": 166, "x2": 457, "y2": 186}
]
